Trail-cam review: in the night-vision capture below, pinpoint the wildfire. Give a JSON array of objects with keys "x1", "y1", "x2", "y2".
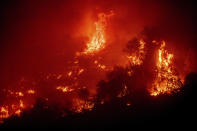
[
  {"x1": 0, "y1": 107, "x2": 9, "y2": 123},
  {"x1": 56, "y1": 86, "x2": 74, "y2": 93},
  {"x1": 0, "y1": 88, "x2": 36, "y2": 123},
  {"x1": 83, "y1": 11, "x2": 114, "y2": 54},
  {"x1": 27, "y1": 89, "x2": 35, "y2": 94},
  {"x1": 0, "y1": 9, "x2": 186, "y2": 125},
  {"x1": 72, "y1": 98, "x2": 95, "y2": 113},
  {"x1": 150, "y1": 41, "x2": 182, "y2": 96},
  {"x1": 0, "y1": 100, "x2": 26, "y2": 123},
  {"x1": 125, "y1": 38, "x2": 182, "y2": 96},
  {"x1": 127, "y1": 39, "x2": 146, "y2": 66}
]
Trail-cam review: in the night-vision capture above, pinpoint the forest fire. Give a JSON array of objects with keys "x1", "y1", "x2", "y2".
[
  {"x1": 0, "y1": 0, "x2": 196, "y2": 128},
  {"x1": 83, "y1": 11, "x2": 114, "y2": 54},
  {"x1": 0, "y1": 100, "x2": 25, "y2": 123},
  {"x1": 127, "y1": 39, "x2": 146, "y2": 66},
  {"x1": 0, "y1": 10, "x2": 185, "y2": 123},
  {"x1": 150, "y1": 41, "x2": 182, "y2": 96}
]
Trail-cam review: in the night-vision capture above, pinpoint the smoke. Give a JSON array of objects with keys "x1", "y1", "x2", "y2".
[
  {"x1": 1, "y1": 0, "x2": 196, "y2": 83},
  {"x1": 0, "y1": 0, "x2": 197, "y2": 125}
]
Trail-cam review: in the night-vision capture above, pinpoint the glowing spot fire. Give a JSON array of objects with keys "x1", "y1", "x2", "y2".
[
  {"x1": 27, "y1": 89, "x2": 35, "y2": 94},
  {"x1": 56, "y1": 86, "x2": 74, "y2": 93},
  {"x1": 0, "y1": 10, "x2": 186, "y2": 124},
  {"x1": 0, "y1": 100, "x2": 26, "y2": 123}
]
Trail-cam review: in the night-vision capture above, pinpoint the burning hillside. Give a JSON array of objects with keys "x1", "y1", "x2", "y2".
[{"x1": 0, "y1": 0, "x2": 197, "y2": 128}]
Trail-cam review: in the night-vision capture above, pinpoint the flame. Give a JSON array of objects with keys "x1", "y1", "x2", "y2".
[
  {"x1": 71, "y1": 98, "x2": 95, "y2": 113},
  {"x1": 16, "y1": 92, "x2": 24, "y2": 97},
  {"x1": 0, "y1": 10, "x2": 187, "y2": 124},
  {"x1": 78, "y1": 69, "x2": 84, "y2": 75},
  {"x1": 0, "y1": 107, "x2": 9, "y2": 123},
  {"x1": 0, "y1": 37, "x2": 184, "y2": 123},
  {"x1": 150, "y1": 41, "x2": 182, "y2": 96},
  {"x1": 127, "y1": 39, "x2": 146, "y2": 66},
  {"x1": 83, "y1": 11, "x2": 114, "y2": 54},
  {"x1": 27, "y1": 89, "x2": 35, "y2": 94},
  {"x1": 0, "y1": 100, "x2": 26, "y2": 123},
  {"x1": 15, "y1": 109, "x2": 22, "y2": 116},
  {"x1": 56, "y1": 86, "x2": 74, "y2": 93},
  {"x1": 125, "y1": 39, "x2": 182, "y2": 96},
  {"x1": 0, "y1": 88, "x2": 35, "y2": 122},
  {"x1": 68, "y1": 71, "x2": 72, "y2": 77}
]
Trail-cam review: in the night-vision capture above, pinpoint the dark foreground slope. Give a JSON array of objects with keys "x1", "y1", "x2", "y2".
[{"x1": 0, "y1": 72, "x2": 196, "y2": 130}]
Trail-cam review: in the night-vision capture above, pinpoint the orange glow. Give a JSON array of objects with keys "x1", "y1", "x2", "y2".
[
  {"x1": 56, "y1": 86, "x2": 74, "y2": 93},
  {"x1": 83, "y1": 11, "x2": 114, "y2": 54},
  {"x1": 126, "y1": 102, "x2": 131, "y2": 106},
  {"x1": 27, "y1": 89, "x2": 35, "y2": 94},
  {"x1": 0, "y1": 100, "x2": 26, "y2": 122},
  {"x1": 15, "y1": 109, "x2": 22, "y2": 116},
  {"x1": 16, "y1": 92, "x2": 24, "y2": 97},
  {"x1": 72, "y1": 98, "x2": 95, "y2": 113},
  {"x1": 19, "y1": 100, "x2": 24, "y2": 108},
  {"x1": 78, "y1": 68, "x2": 84, "y2": 75},
  {"x1": 150, "y1": 41, "x2": 182, "y2": 96},
  {"x1": 68, "y1": 71, "x2": 72, "y2": 77},
  {"x1": 127, "y1": 39, "x2": 146, "y2": 66},
  {"x1": 0, "y1": 106, "x2": 9, "y2": 123},
  {"x1": 0, "y1": 8, "x2": 188, "y2": 124},
  {"x1": 117, "y1": 85, "x2": 128, "y2": 98}
]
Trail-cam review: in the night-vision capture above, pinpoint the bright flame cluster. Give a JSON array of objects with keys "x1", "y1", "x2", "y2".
[
  {"x1": 0, "y1": 89, "x2": 35, "y2": 123},
  {"x1": 126, "y1": 39, "x2": 182, "y2": 96},
  {"x1": 127, "y1": 39, "x2": 146, "y2": 66},
  {"x1": 150, "y1": 41, "x2": 182, "y2": 96},
  {"x1": 83, "y1": 11, "x2": 114, "y2": 54},
  {"x1": 71, "y1": 98, "x2": 95, "y2": 113},
  {"x1": 0, "y1": 10, "x2": 184, "y2": 124},
  {"x1": 0, "y1": 100, "x2": 24, "y2": 123}
]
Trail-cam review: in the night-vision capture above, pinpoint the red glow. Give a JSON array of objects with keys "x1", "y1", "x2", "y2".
[{"x1": 0, "y1": 1, "x2": 195, "y2": 124}]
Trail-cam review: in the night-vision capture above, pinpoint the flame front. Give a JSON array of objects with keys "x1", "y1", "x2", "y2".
[
  {"x1": 0, "y1": 10, "x2": 186, "y2": 124},
  {"x1": 0, "y1": 100, "x2": 26, "y2": 123},
  {"x1": 150, "y1": 41, "x2": 182, "y2": 96}
]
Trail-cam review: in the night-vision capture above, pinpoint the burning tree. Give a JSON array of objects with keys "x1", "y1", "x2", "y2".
[{"x1": 0, "y1": 11, "x2": 185, "y2": 123}]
